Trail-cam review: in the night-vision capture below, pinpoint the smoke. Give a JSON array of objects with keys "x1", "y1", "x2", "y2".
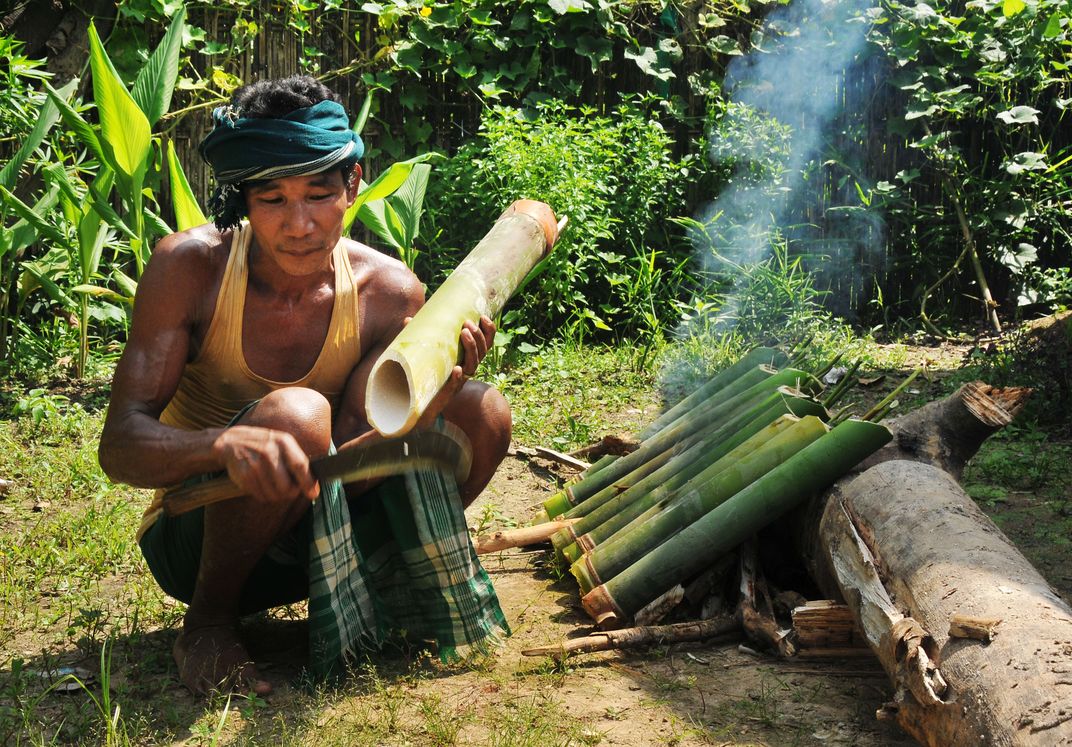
[{"x1": 688, "y1": 0, "x2": 884, "y2": 329}]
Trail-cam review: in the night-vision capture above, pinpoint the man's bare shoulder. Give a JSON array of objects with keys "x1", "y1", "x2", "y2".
[
  {"x1": 150, "y1": 224, "x2": 230, "y2": 271},
  {"x1": 134, "y1": 224, "x2": 232, "y2": 326},
  {"x1": 342, "y1": 239, "x2": 424, "y2": 304}
]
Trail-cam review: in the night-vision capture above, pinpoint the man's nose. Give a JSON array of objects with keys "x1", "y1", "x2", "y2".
[{"x1": 282, "y1": 204, "x2": 316, "y2": 237}]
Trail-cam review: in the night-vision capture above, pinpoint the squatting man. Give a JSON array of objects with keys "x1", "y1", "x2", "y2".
[{"x1": 99, "y1": 76, "x2": 511, "y2": 695}]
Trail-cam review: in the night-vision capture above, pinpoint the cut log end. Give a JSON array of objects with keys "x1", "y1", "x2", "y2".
[{"x1": 961, "y1": 381, "x2": 1031, "y2": 427}]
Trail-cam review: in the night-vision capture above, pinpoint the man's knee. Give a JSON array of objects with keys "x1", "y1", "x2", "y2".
[
  {"x1": 241, "y1": 387, "x2": 333, "y2": 455},
  {"x1": 446, "y1": 381, "x2": 512, "y2": 458}
]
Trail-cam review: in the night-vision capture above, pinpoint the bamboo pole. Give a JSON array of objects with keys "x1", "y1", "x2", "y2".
[
  {"x1": 366, "y1": 200, "x2": 559, "y2": 437},
  {"x1": 557, "y1": 390, "x2": 829, "y2": 563},
  {"x1": 554, "y1": 414, "x2": 801, "y2": 564},
  {"x1": 639, "y1": 346, "x2": 788, "y2": 440},
  {"x1": 572, "y1": 415, "x2": 830, "y2": 594},
  {"x1": 581, "y1": 419, "x2": 892, "y2": 627},
  {"x1": 541, "y1": 366, "x2": 815, "y2": 519}
]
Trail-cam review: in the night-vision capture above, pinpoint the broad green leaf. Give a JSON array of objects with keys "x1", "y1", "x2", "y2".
[
  {"x1": 0, "y1": 186, "x2": 67, "y2": 245},
  {"x1": 113, "y1": 268, "x2": 139, "y2": 302},
  {"x1": 548, "y1": 0, "x2": 591, "y2": 13},
  {"x1": 1005, "y1": 151, "x2": 1047, "y2": 174},
  {"x1": 131, "y1": 5, "x2": 187, "y2": 126},
  {"x1": 342, "y1": 153, "x2": 438, "y2": 232},
  {"x1": 20, "y1": 261, "x2": 75, "y2": 309},
  {"x1": 625, "y1": 45, "x2": 676, "y2": 80},
  {"x1": 356, "y1": 201, "x2": 403, "y2": 249},
  {"x1": 7, "y1": 186, "x2": 60, "y2": 256},
  {"x1": 996, "y1": 242, "x2": 1038, "y2": 274},
  {"x1": 44, "y1": 83, "x2": 105, "y2": 165},
  {"x1": 1002, "y1": 0, "x2": 1025, "y2": 16},
  {"x1": 576, "y1": 35, "x2": 613, "y2": 70},
  {"x1": 392, "y1": 163, "x2": 430, "y2": 246},
  {"x1": 0, "y1": 78, "x2": 77, "y2": 191},
  {"x1": 88, "y1": 22, "x2": 152, "y2": 180},
  {"x1": 143, "y1": 206, "x2": 173, "y2": 238},
  {"x1": 72, "y1": 284, "x2": 130, "y2": 304},
  {"x1": 707, "y1": 35, "x2": 742, "y2": 56},
  {"x1": 76, "y1": 211, "x2": 110, "y2": 281},
  {"x1": 166, "y1": 139, "x2": 208, "y2": 231},
  {"x1": 1043, "y1": 10, "x2": 1064, "y2": 38},
  {"x1": 85, "y1": 170, "x2": 138, "y2": 240},
  {"x1": 996, "y1": 105, "x2": 1040, "y2": 125}
]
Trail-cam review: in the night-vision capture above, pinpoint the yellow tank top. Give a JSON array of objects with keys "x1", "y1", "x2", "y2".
[
  {"x1": 139, "y1": 223, "x2": 361, "y2": 538},
  {"x1": 160, "y1": 222, "x2": 361, "y2": 430}
]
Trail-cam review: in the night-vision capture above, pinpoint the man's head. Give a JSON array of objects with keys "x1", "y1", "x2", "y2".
[{"x1": 198, "y1": 76, "x2": 363, "y2": 231}]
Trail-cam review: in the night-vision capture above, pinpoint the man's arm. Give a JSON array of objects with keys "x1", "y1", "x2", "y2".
[{"x1": 99, "y1": 230, "x2": 317, "y2": 501}]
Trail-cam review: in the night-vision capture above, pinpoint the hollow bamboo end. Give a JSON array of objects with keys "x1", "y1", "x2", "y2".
[
  {"x1": 531, "y1": 509, "x2": 553, "y2": 525},
  {"x1": 571, "y1": 554, "x2": 602, "y2": 595},
  {"x1": 561, "y1": 541, "x2": 582, "y2": 565},
  {"x1": 581, "y1": 584, "x2": 624, "y2": 629},
  {"x1": 366, "y1": 353, "x2": 418, "y2": 437}
]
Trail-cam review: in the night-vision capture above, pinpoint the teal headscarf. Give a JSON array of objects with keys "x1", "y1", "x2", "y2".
[{"x1": 198, "y1": 100, "x2": 364, "y2": 230}]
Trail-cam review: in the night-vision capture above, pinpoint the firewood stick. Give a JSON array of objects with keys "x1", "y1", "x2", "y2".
[
  {"x1": 473, "y1": 520, "x2": 576, "y2": 554},
  {"x1": 521, "y1": 615, "x2": 739, "y2": 658}
]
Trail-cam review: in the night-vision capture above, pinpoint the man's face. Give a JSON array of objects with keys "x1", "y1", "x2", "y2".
[{"x1": 244, "y1": 169, "x2": 358, "y2": 277}]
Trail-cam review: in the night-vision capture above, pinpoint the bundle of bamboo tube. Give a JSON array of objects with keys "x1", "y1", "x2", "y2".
[{"x1": 537, "y1": 346, "x2": 893, "y2": 629}]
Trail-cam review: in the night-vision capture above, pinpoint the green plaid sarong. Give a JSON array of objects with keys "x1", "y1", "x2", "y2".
[{"x1": 307, "y1": 446, "x2": 509, "y2": 678}]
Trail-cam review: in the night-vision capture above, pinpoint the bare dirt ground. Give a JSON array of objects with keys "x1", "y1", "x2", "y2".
[{"x1": 449, "y1": 453, "x2": 918, "y2": 747}]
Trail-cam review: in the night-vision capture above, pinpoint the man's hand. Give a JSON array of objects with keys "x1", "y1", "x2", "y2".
[
  {"x1": 415, "y1": 315, "x2": 496, "y2": 430},
  {"x1": 212, "y1": 425, "x2": 320, "y2": 503}
]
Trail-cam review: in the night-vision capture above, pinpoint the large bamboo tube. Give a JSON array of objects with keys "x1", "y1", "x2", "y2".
[
  {"x1": 572, "y1": 415, "x2": 830, "y2": 593},
  {"x1": 559, "y1": 413, "x2": 805, "y2": 564},
  {"x1": 581, "y1": 419, "x2": 892, "y2": 627},
  {"x1": 365, "y1": 200, "x2": 559, "y2": 437},
  {"x1": 541, "y1": 366, "x2": 815, "y2": 519},
  {"x1": 639, "y1": 346, "x2": 788, "y2": 440},
  {"x1": 554, "y1": 412, "x2": 804, "y2": 563}
]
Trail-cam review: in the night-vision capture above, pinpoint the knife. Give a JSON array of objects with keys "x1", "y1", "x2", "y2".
[{"x1": 162, "y1": 429, "x2": 471, "y2": 517}]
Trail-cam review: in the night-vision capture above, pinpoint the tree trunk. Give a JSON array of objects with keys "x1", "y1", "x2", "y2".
[{"x1": 800, "y1": 383, "x2": 1072, "y2": 746}]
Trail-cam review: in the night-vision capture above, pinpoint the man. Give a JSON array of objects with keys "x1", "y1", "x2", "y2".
[{"x1": 98, "y1": 76, "x2": 511, "y2": 696}]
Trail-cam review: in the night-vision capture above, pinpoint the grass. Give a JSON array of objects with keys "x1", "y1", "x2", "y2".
[{"x1": 0, "y1": 331, "x2": 1068, "y2": 745}]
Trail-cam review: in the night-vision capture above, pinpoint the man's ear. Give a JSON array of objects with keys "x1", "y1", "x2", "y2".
[{"x1": 346, "y1": 164, "x2": 362, "y2": 205}]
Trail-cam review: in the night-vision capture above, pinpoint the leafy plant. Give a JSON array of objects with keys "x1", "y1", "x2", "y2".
[
  {"x1": 425, "y1": 99, "x2": 691, "y2": 344},
  {"x1": 867, "y1": 0, "x2": 1072, "y2": 326},
  {"x1": 0, "y1": 10, "x2": 194, "y2": 377}
]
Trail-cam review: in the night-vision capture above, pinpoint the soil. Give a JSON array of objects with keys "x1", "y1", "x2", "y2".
[{"x1": 449, "y1": 453, "x2": 918, "y2": 746}]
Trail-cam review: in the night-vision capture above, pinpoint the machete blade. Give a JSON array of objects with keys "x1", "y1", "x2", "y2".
[{"x1": 162, "y1": 428, "x2": 470, "y2": 517}]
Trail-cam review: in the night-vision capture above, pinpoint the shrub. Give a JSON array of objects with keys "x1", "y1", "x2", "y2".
[{"x1": 423, "y1": 99, "x2": 692, "y2": 344}]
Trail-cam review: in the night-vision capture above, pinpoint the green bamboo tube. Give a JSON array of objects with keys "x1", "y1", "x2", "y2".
[
  {"x1": 640, "y1": 346, "x2": 788, "y2": 440},
  {"x1": 580, "y1": 419, "x2": 893, "y2": 627},
  {"x1": 541, "y1": 365, "x2": 811, "y2": 519},
  {"x1": 555, "y1": 389, "x2": 828, "y2": 562},
  {"x1": 553, "y1": 437, "x2": 711, "y2": 560},
  {"x1": 366, "y1": 200, "x2": 558, "y2": 437},
  {"x1": 572, "y1": 415, "x2": 830, "y2": 593},
  {"x1": 559, "y1": 413, "x2": 803, "y2": 564}
]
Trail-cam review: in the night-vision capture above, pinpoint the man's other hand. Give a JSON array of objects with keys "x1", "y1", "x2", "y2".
[{"x1": 413, "y1": 314, "x2": 496, "y2": 430}]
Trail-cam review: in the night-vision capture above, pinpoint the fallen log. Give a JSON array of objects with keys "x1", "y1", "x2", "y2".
[{"x1": 799, "y1": 383, "x2": 1072, "y2": 745}]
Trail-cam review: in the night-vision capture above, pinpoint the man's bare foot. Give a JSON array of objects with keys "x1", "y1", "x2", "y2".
[{"x1": 173, "y1": 624, "x2": 272, "y2": 696}]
